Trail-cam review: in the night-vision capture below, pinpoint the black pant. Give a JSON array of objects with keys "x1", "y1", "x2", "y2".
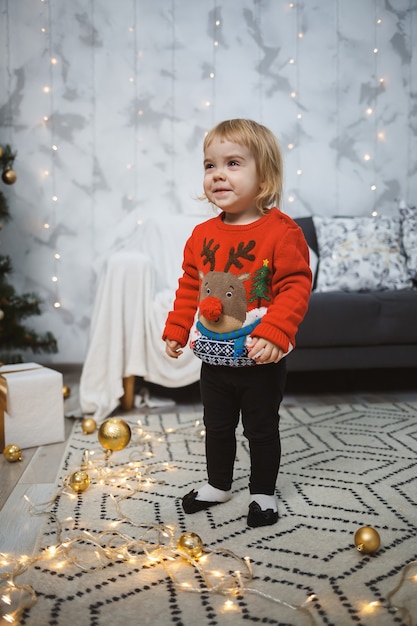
[{"x1": 200, "y1": 359, "x2": 286, "y2": 494}]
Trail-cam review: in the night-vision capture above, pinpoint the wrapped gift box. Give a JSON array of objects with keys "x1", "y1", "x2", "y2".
[{"x1": 0, "y1": 362, "x2": 65, "y2": 452}]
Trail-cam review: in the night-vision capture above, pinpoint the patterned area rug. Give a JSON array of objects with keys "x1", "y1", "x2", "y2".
[{"x1": 18, "y1": 401, "x2": 417, "y2": 625}]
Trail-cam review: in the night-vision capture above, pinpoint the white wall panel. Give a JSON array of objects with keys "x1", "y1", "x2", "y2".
[{"x1": 0, "y1": 0, "x2": 416, "y2": 363}]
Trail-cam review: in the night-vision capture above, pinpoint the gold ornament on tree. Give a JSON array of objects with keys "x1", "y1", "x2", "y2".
[
  {"x1": 68, "y1": 470, "x2": 91, "y2": 493},
  {"x1": 81, "y1": 417, "x2": 97, "y2": 434},
  {"x1": 98, "y1": 418, "x2": 131, "y2": 452},
  {"x1": 0, "y1": 144, "x2": 17, "y2": 185},
  {"x1": 1, "y1": 168, "x2": 17, "y2": 185},
  {"x1": 62, "y1": 385, "x2": 71, "y2": 399},
  {"x1": 177, "y1": 532, "x2": 204, "y2": 560},
  {"x1": 3, "y1": 443, "x2": 23, "y2": 462},
  {"x1": 354, "y1": 526, "x2": 381, "y2": 554}
]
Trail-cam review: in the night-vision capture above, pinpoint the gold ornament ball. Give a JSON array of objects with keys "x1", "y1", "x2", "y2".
[
  {"x1": 69, "y1": 470, "x2": 91, "y2": 493},
  {"x1": 354, "y1": 526, "x2": 381, "y2": 554},
  {"x1": 3, "y1": 444, "x2": 23, "y2": 462},
  {"x1": 177, "y1": 532, "x2": 204, "y2": 560},
  {"x1": 62, "y1": 385, "x2": 71, "y2": 399},
  {"x1": 98, "y1": 418, "x2": 131, "y2": 451},
  {"x1": 2, "y1": 168, "x2": 17, "y2": 185},
  {"x1": 82, "y1": 417, "x2": 97, "y2": 434}
]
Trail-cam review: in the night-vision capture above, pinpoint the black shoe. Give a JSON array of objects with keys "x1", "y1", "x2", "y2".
[
  {"x1": 247, "y1": 501, "x2": 279, "y2": 528},
  {"x1": 182, "y1": 489, "x2": 223, "y2": 514}
]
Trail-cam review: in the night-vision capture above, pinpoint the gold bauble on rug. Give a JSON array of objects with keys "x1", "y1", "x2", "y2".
[
  {"x1": 69, "y1": 470, "x2": 91, "y2": 493},
  {"x1": 98, "y1": 418, "x2": 131, "y2": 451},
  {"x1": 177, "y1": 532, "x2": 204, "y2": 560},
  {"x1": 354, "y1": 526, "x2": 381, "y2": 554},
  {"x1": 81, "y1": 417, "x2": 97, "y2": 434},
  {"x1": 3, "y1": 443, "x2": 23, "y2": 462}
]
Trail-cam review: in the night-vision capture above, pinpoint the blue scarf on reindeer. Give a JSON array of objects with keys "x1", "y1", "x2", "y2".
[{"x1": 192, "y1": 318, "x2": 261, "y2": 367}]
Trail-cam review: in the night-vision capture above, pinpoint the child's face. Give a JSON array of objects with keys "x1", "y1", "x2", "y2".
[{"x1": 203, "y1": 138, "x2": 261, "y2": 223}]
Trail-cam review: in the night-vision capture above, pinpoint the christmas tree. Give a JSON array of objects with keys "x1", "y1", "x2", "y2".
[{"x1": 0, "y1": 145, "x2": 58, "y2": 363}]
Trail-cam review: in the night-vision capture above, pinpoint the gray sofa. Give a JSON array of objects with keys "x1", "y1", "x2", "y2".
[{"x1": 286, "y1": 217, "x2": 417, "y2": 372}]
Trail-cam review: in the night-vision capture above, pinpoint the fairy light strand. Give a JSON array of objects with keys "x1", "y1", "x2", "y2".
[
  {"x1": 126, "y1": 0, "x2": 138, "y2": 209},
  {"x1": 90, "y1": 0, "x2": 97, "y2": 259},
  {"x1": 406, "y1": 0, "x2": 414, "y2": 205},
  {"x1": 0, "y1": 417, "x2": 416, "y2": 623},
  {"x1": 0, "y1": 419, "x2": 317, "y2": 624},
  {"x1": 286, "y1": 1, "x2": 300, "y2": 208},
  {"x1": 295, "y1": 1, "x2": 302, "y2": 202},
  {"x1": 370, "y1": 0, "x2": 379, "y2": 216},
  {"x1": 170, "y1": 0, "x2": 176, "y2": 196},
  {"x1": 257, "y1": 0, "x2": 263, "y2": 122},
  {"x1": 335, "y1": 0, "x2": 340, "y2": 215},
  {"x1": 43, "y1": 0, "x2": 61, "y2": 309},
  {"x1": 3, "y1": 0, "x2": 13, "y2": 144},
  {"x1": 211, "y1": 2, "x2": 219, "y2": 126}
]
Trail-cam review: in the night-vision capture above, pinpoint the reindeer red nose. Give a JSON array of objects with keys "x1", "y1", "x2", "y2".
[{"x1": 199, "y1": 296, "x2": 223, "y2": 321}]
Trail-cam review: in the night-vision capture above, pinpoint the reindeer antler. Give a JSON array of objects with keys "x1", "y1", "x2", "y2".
[
  {"x1": 201, "y1": 238, "x2": 220, "y2": 271},
  {"x1": 224, "y1": 240, "x2": 256, "y2": 272}
]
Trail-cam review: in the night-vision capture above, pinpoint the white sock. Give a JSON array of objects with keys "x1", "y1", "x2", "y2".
[
  {"x1": 250, "y1": 494, "x2": 277, "y2": 512},
  {"x1": 196, "y1": 484, "x2": 232, "y2": 503}
]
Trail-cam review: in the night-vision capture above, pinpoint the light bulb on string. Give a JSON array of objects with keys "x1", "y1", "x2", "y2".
[{"x1": 41, "y1": 0, "x2": 61, "y2": 311}]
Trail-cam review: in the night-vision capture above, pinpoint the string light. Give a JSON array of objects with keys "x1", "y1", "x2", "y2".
[
  {"x1": 286, "y1": 1, "x2": 303, "y2": 207},
  {"x1": 210, "y1": 3, "x2": 220, "y2": 126},
  {"x1": 39, "y1": 0, "x2": 62, "y2": 309},
  {"x1": 1, "y1": 416, "x2": 416, "y2": 622},
  {"x1": 369, "y1": 4, "x2": 388, "y2": 216},
  {"x1": 0, "y1": 419, "x2": 319, "y2": 624}
]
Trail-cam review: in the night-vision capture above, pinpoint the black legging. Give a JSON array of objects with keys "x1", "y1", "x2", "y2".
[{"x1": 200, "y1": 359, "x2": 287, "y2": 494}]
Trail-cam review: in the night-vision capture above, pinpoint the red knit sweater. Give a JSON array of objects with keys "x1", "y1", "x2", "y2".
[{"x1": 163, "y1": 208, "x2": 312, "y2": 354}]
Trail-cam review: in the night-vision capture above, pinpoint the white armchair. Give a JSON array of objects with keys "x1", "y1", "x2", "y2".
[{"x1": 79, "y1": 214, "x2": 207, "y2": 420}]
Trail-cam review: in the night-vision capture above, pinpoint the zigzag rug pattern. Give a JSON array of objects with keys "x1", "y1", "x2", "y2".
[{"x1": 20, "y1": 401, "x2": 417, "y2": 625}]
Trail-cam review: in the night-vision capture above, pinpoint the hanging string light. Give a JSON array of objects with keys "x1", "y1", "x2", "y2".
[
  {"x1": 90, "y1": 0, "x2": 98, "y2": 255},
  {"x1": 2, "y1": 0, "x2": 13, "y2": 149},
  {"x1": 40, "y1": 0, "x2": 61, "y2": 309},
  {"x1": 369, "y1": 0, "x2": 381, "y2": 217},
  {"x1": 405, "y1": 0, "x2": 414, "y2": 206},
  {"x1": 335, "y1": 0, "x2": 341, "y2": 215},
  {"x1": 170, "y1": 0, "x2": 176, "y2": 193},
  {"x1": 286, "y1": 1, "x2": 302, "y2": 207},
  {"x1": 210, "y1": 2, "x2": 220, "y2": 127}
]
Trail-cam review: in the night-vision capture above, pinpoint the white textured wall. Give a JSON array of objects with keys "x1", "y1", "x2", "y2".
[{"x1": 0, "y1": 0, "x2": 416, "y2": 363}]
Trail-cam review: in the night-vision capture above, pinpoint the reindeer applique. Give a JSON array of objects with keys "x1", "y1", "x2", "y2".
[{"x1": 191, "y1": 238, "x2": 271, "y2": 364}]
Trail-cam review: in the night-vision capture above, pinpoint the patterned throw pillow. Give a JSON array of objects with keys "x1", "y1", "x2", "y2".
[
  {"x1": 313, "y1": 216, "x2": 413, "y2": 292},
  {"x1": 399, "y1": 203, "x2": 417, "y2": 281}
]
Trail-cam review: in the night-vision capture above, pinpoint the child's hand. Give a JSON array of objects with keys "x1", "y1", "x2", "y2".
[
  {"x1": 165, "y1": 339, "x2": 183, "y2": 359},
  {"x1": 247, "y1": 336, "x2": 284, "y2": 364}
]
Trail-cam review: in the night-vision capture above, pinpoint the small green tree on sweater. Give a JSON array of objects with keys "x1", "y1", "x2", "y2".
[{"x1": 0, "y1": 187, "x2": 58, "y2": 364}]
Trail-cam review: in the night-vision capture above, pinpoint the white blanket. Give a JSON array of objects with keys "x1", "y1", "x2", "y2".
[{"x1": 79, "y1": 215, "x2": 206, "y2": 420}]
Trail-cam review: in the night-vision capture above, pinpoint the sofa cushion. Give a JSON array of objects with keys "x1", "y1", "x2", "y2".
[
  {"x1": 313, "y1": 216, "x2": 413, "y2": 292},
  {"x1": 296, "y1": 290, "x2": 417, "y2": 348},
  {"x1": 399, "y1": 203, "x2": 417, "y2": 281}
]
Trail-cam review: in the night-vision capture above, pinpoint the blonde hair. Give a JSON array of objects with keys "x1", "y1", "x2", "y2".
[{"x1": 203, "y1": 119, "x2": 283, "y2": 213}]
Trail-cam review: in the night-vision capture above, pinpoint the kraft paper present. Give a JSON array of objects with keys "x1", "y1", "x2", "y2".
[{"x1": 0, "y1": 362, "x2": 65, "y2": 452}]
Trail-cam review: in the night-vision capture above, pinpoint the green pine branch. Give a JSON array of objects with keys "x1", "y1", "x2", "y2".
[{"x1": 0, "y1": 190, "x2": 11, "y2": 222}]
